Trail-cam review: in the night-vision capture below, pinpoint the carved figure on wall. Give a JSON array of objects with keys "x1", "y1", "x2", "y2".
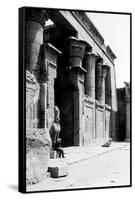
[
  {"x1": 26, "y1": 70, "x2": 37, "y2": 84},
  {"x1": 26, "y1": 70, "x2": 39, "y2": 128},
  {"x1": 49, "y1": 106, "x2": 65, "y2": 158}
]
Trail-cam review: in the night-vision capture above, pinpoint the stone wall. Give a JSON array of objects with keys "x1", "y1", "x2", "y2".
[
  {"x1": 26, "y1": 70, "x2": 40, "y2": 128},
  {"x1": 95, "y1": 102, "x2": 104, "y2": 139},
  {"x1": 105, "y1": 105, "x2": 111, "y2": 138},
  {"x1": 117, "y1": 88, "x2": 126, "y2": 140},
  {"x1": 44, "y1": 43, "x2": 61, "y2": 131},
  {"x1": 124, "y1": 82, "x2": 130, "y2": 140},
  {"x1": 83, "y1": 97, "x2": 94, "y2": 145},
  {"x1": 26, "y1": 70, "x2": 52, "y2": 185},
  {"x1": 117, "y1": 83, "x2": 130, "y2": 141}
]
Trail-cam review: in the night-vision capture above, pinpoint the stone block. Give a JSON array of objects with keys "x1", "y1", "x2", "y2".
[
  {"x1": 26, "y1": 128, "x2": 52, "y2": 185},
  {"x1": 50, "y1": 150, "x2": 58, "y2": 159},
  {"x1": 48, "y1": 159, "x2": 68, "y2": 178}
]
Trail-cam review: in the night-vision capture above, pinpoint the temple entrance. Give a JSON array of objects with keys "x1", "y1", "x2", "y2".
[
  {"x1": 44, "y1": 18, "x2": 77, "y2": 147},
  {"x1": 54, "y1": 55, "x2": 75, "y2": 147}
]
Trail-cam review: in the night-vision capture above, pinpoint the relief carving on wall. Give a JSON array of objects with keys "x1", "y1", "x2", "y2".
[{"x1": 26, "y1": 70, "x2": 40, "y2": 128}]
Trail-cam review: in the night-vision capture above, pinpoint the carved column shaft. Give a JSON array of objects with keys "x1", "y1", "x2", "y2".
[
  {"x1": 96, "y1": 62, "x2": 102, "y2": 102},
  {"x1": 61, "y1": 37, "x2": 87, "y2": 146},
  {"x1": 96, "y1": 62, "x2": 109, "y2": 105},
  {"x1": 105, "y1": 69, "x2": 111, "y2": 105},
  {"x1": 84, "y1": 52, "x2": 96, "y2": 99},
  {"x1": 25, "y1": 8, "x2": 49, "y2": 129}
]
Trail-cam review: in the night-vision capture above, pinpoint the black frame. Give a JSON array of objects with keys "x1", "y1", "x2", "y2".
[{"x1": 19, "y1": 6, "x2": 132, "y2": 193}]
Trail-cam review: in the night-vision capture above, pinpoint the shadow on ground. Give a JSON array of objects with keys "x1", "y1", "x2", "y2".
[{"x1": 8, "y1": 184, "x2": 18, "y2": 191}]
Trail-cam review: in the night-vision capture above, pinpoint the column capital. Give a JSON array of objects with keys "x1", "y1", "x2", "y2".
[
  {"x1": 64, "y1": 37, "x2": 87, "y2": 59},
  {"x1": 25, "y1": 8, "x2": 49, "y2": 27},
  {"x1": 96, "y1": 56, "x2": 103, "y2": 64},
  {"x1": 84, "y1": 51, "x2": 97, "y2": 58}
]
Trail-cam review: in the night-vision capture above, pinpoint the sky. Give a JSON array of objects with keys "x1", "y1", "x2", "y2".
[{"x1": 87, "y1": 12, "x2": 130, "y2": 88}]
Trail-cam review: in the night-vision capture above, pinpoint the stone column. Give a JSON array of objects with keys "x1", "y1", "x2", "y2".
[
  {"x1": 25, "y1": 9, "x2": 52, "y2": 186},
  {"x1": 25, "y1": 8, "x2": 48, "y2": 77},
  {"x1": 84, "y1": 52, "x2": 96, "y2": 99},
  {"x1": 61, "y1": 37, "x2": 87, "y2": 146},
  {"x1": 102, "y1": 65, "x2": 110, "y2": 104},
  {"x1": 95, "y1": 62, "x2": 109, "y2": 142},
  {"x1": 105, "y1": 67, "x2": 112, "y2": 139},
  {"x1": 96, "y1": 62, "x2": 109, "y2": 105},
  {"x1": 25, "y1": 8, "x2": 49, "y2": 128},
  {"x1": 83, "y1": 52, "x2": 96, "y2": 143},
  {"x1": 105, "y1": 68, "x2": 111, "y2": 105}
]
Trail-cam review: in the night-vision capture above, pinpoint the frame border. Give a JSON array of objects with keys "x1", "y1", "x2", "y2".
[{"x1": 19, "y1": 6, "x2": 132, "y2": 193}]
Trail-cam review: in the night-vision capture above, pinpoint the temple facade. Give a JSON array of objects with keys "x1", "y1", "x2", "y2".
[{"x1": 25, "y1": 8, "x2": 118, "y2": 147}]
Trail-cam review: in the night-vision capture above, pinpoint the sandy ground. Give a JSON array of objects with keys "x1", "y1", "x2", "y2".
[{"x1": 27, "y1": 143, "x2": 130, "y2": 192}]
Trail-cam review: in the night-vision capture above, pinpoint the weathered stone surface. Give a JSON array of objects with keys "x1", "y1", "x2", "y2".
[
  {"x1": 117, "y1": 83, "x2": 130, "y2": 141},
  {"x1": 105, "y1": 104, "x2": 111, "y2": 138},
  {"x1": 26, "y1": 70, "x2": 40, "y2": 128},
  {"x1": 124, "y1": 82, "x2": 130, "y2": 140},
  {"x1": 48, "y1": 159, "x2": 68, "y2": 178},
  {"x1": 96, "y1": 62, "x2": 109, "y2": 105},
  {"x1": 95, "y1": 101, "x2": 104, "y2": 139},
  {"x1": 26, "y1": 128, "x2": 52, "y2": 185},
  {"x1": 25, "y1": 8, "x2": 49, "y2": 27},
  {"x1": 84, "y1": 98, "x2": 94, "y2": 145},
  {"x1": 50, "y1": 150, "x2": 58, "y2": 159},
  {"x1": 83, "y1": 52, "x2": 96, "y2": 99},
  {"x1": 44, "y1": 44, "x2": 61, "y2": 130}
]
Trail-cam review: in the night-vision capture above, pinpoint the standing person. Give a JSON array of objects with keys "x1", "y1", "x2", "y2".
[{"x1": 49, "y1": 106, "x2": 65, "y2": 158}]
